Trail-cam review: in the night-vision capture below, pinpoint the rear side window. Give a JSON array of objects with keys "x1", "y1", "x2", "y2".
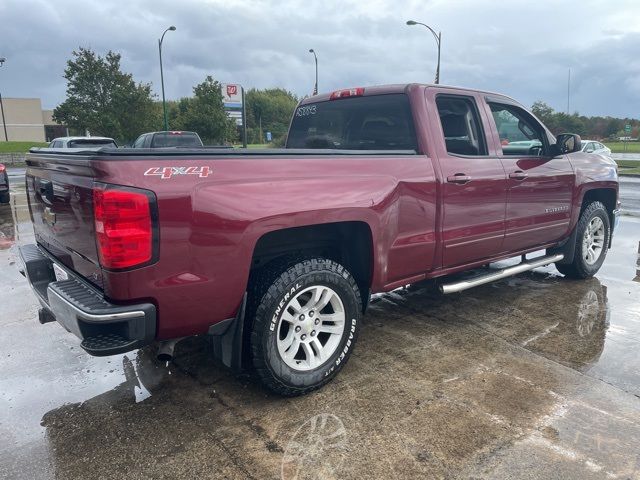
[
  {"x1": 151, "y1": 132, "x2": 202, "y2": 147},
  {"x1": 286, "y1": 94, "x2": 417, "y2": 150},
  {"x1": 436, "y1": 96, "x2": 487, "y2": 156},
  {"x1": 133, "y1": 135, "x2": 146, "y2": 148}
]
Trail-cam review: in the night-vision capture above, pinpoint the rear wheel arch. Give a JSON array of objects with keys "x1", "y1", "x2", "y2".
[{"x1": 248, "y1": 221, "x2": 374, "y2": 311}]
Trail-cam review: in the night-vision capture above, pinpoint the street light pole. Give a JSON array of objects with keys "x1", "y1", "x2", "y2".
[
  {"x1": 158, "y1": 26, "x2": 176, "y2": 131},
  {"x1": 309, "y1": 49, "x2": 318, "y2": 95},
  {"x1": 406, "y1": 20, "x2": 441, "y2": 84},
  {"x1": 0, "y1": 57, "x2": 8, "y2": 141}
]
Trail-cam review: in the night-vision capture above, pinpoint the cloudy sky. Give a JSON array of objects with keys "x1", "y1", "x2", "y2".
[{"x1": 1, "y1": 0, "x2": 640, "y2": 117}]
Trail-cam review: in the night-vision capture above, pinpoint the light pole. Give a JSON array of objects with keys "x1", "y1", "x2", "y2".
[
  {"x1": 309, "y1": 49, "x2": 318, "y2": 95},
  {"x1": 158, "y1": 26, "x2": 176, "y2": 131},
  {"x1": 0, "y1": 57, "x2": 7, "y2": 141},
  {"x1": 406, "y1": 20, "x2": 441, "y2": 84}
]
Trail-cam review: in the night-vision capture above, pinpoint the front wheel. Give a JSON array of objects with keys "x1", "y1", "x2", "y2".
[
  {"x1": 555, "y1": 201, "x2": 610, "y2": 279},
  {"x1": 250, "y1": 258, "x2": 362, "y2": 396}
]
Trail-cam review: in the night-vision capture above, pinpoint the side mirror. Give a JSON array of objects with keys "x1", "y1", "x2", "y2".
[{"x1": 552, "y1": 133, "x2": 582, "y2": 155}]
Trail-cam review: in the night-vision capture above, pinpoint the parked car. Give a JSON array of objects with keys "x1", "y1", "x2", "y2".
[
  {"x1": 132, "y1": 131, "x2": 204, "y2": 148},
  {"x1": 0, "y1": 163, "x2": 9, "y2": 204},
  {"x1": 581, "y1": 140, "x2": 611, "y2": 157},
  {"x1": 20, "y1": 83, "x2": 619, "y2": 396},
  {"x1": 48, "y1": 136, "x2": 118, "y2": 149}
]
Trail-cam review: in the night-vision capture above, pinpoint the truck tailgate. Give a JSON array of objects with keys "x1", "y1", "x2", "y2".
[{"x1": 26, "y1": 154, "x2": 103, "y2": 288}]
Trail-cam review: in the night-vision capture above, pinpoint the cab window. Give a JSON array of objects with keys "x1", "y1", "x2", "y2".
[
  {"x1": 435, "y1": 95, "x2": 487, "y2": 156},
  {"x1": 286, "y1": 94, "x2": 417, "y2": 150},
  {"x1": 133, "y1": 135, "x2": 146, "y2": 148},
  {"x1": 489, "y1": 103, "x2": 546, "y2": 156}
]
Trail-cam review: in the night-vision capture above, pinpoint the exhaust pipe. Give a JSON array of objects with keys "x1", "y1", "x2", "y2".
[{"x1": 157, "y1": 338, "x2": 184, "y2": 362}]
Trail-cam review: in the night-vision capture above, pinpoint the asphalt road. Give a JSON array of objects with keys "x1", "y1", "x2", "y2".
[{"x1": 1, "y1": 174, "x2": 640, "y2": 479}]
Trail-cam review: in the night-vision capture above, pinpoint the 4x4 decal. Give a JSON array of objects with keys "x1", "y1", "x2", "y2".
[{"x1": 144, "y1": 166, "x2": 212, "y2": 179}]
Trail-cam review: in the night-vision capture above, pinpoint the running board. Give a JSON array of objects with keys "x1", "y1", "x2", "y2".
[{"x1": 439, "y1": 254, "x2": 564, "y2": 294}]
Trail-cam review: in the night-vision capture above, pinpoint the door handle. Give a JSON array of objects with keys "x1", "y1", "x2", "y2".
[
  {"x1": 447, "y1": 173, "x2": 471, "y2": 184},
  {"x1": 509, "y1": 170, "x2": 528, "y2": 181}
]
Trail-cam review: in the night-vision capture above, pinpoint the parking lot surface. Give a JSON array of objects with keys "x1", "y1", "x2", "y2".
[{"x1": 1, "y1": 177, "x2": 640, "y2": 479}]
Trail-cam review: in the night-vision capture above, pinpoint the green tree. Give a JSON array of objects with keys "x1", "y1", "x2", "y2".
[
  {"x1": 245, "y1": 88, "x2": 298, "y2": 144},
  {"x1": 53, "y1": 47, "x2": 159, "y2": 143},
  {"x1": 180, "y1": 76, "x2": 237, "y2": 144},
  {"x1": 531, "y1": 101, "x2": 554, "y2": 124}
]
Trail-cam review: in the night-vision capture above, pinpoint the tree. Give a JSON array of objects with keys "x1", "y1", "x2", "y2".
[
  {"x1": 179, "y1": 76, "x2": 237, "y2": 144},
  {"x1": 531, "y1": 101, "x2": 554, "y2": 124},
  {"x1": 53, "y1": 48, "x2": 159, "y2": 142},
  {"x1": 245, "y1": 88, "x2": 298, "y2": 144}
]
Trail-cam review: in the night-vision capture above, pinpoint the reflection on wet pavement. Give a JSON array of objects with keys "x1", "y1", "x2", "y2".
[{"x1": 1, "y1": 176, "x2": 640, "y2": 479}]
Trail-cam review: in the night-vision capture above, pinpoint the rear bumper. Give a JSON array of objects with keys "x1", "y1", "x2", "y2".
[{"x1": 19, "y1": 243, "x2": 156, "y2": 356}]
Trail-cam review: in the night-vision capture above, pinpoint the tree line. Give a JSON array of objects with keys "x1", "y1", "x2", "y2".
[
  {"x1": 53, "y1": 48, "x2": 298, "y2": 145},
  {"x1": 531, "y1": 101, "x2": 639, "y2": 140}
]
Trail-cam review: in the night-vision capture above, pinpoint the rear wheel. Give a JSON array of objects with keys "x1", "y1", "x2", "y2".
[
  {"x1": 0, "y1": 192, "x2": 9, "y2": 204},
  {"x1": 555, "y1": 201, "x2": 610, "y2": 279},
  {"x1": 250, "y1": 258, "x2": 362, "y2": 396}
]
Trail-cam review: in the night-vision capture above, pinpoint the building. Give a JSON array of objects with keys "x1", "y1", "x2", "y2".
[{"x1": 0, "y1": 97, "x2": 66, "y2": 142}]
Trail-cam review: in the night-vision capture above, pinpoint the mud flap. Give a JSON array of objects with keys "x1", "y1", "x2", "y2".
[
  {"x1": 208, "y1": 293, "x2": 246, "y2": 373},
  {"x1": 548, "y1": 224, "x2": 578, "y2": 265}
]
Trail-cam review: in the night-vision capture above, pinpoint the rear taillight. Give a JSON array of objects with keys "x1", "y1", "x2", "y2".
[
  {"x1": 0, "y1": 164, "x2": 5, "y2": 173},
  {"x1": 329, "y1": 87, "x2": 365, "y2": 100},
  {"x1": 93, "y1": 185, "x2": 155, "y2": 269}
]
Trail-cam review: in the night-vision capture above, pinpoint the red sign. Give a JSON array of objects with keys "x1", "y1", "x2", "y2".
[{"x1": 226, "y1": 85, "x2": 238, "y2": 96}]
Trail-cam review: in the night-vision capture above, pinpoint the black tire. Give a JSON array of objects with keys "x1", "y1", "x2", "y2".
[
  {"x1": 0, "y1": 192, "x2": 9, "y2": 204},
  {"x1": 555, "y1": 201, "x2": 610, "y2": 279},
  {"x1": 251, "y1": 258, "x2": 362, "y2": 396}
]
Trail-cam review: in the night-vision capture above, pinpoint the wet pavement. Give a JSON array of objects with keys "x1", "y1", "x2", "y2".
[
  {"x1": 620, "y1": 177, "x2": 640, "y2": 216},
  {"x1": 1, "y1": 177, "x2": 640, "y2": 479}
]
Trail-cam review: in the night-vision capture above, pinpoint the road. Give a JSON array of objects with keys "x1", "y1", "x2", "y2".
[
  {"x1": 2, "y1": 172, "x2": 640, "y2": 479},
  {"x1": 620, "y1": 176, "x2": 640, "y2": 217},
  {"x1": 612, "y1": 153, "x2": 640, "y2": 161}
]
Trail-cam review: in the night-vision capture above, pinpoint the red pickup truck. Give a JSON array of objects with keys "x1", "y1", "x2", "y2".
[{"x1": 20, "y1": 84, "x2": 619, "y2": 395}]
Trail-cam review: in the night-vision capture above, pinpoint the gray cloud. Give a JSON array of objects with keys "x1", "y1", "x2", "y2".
[{"x1": 1, "y1": 0, "x2": 639, "y2": 117}]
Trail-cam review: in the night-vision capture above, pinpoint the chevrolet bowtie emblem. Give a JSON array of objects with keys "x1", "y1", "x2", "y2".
[{"x1": 43, "y1": 207, "x2": 56, "y2": 226}]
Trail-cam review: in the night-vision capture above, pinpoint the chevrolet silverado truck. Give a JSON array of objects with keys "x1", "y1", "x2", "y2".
[{"x1": 19, "y1": 84, "x2": 620, "y2": 396}]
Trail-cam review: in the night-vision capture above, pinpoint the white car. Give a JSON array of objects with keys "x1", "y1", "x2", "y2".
[
  {"x1": 581, "y1": 140, "x2": 611, "y2": 157},
  {"x1": 48, "y1": 136, "x2": 118, "y2": 150}
]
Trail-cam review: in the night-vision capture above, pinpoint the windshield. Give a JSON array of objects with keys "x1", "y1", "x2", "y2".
[
  {"x1": 286, "y1": 94, "x2": 417, "y2": 150},
  {"x1": 152, "y1": 132, "x2": 202, "y2": 147},
  {"x1": 67, "y1": 139, "x2": 117, "y2": 148}
]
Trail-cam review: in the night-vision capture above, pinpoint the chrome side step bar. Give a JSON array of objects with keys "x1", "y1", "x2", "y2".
[{"x1": 440, "y1": 254, "x2": 564, "y2": 294}]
